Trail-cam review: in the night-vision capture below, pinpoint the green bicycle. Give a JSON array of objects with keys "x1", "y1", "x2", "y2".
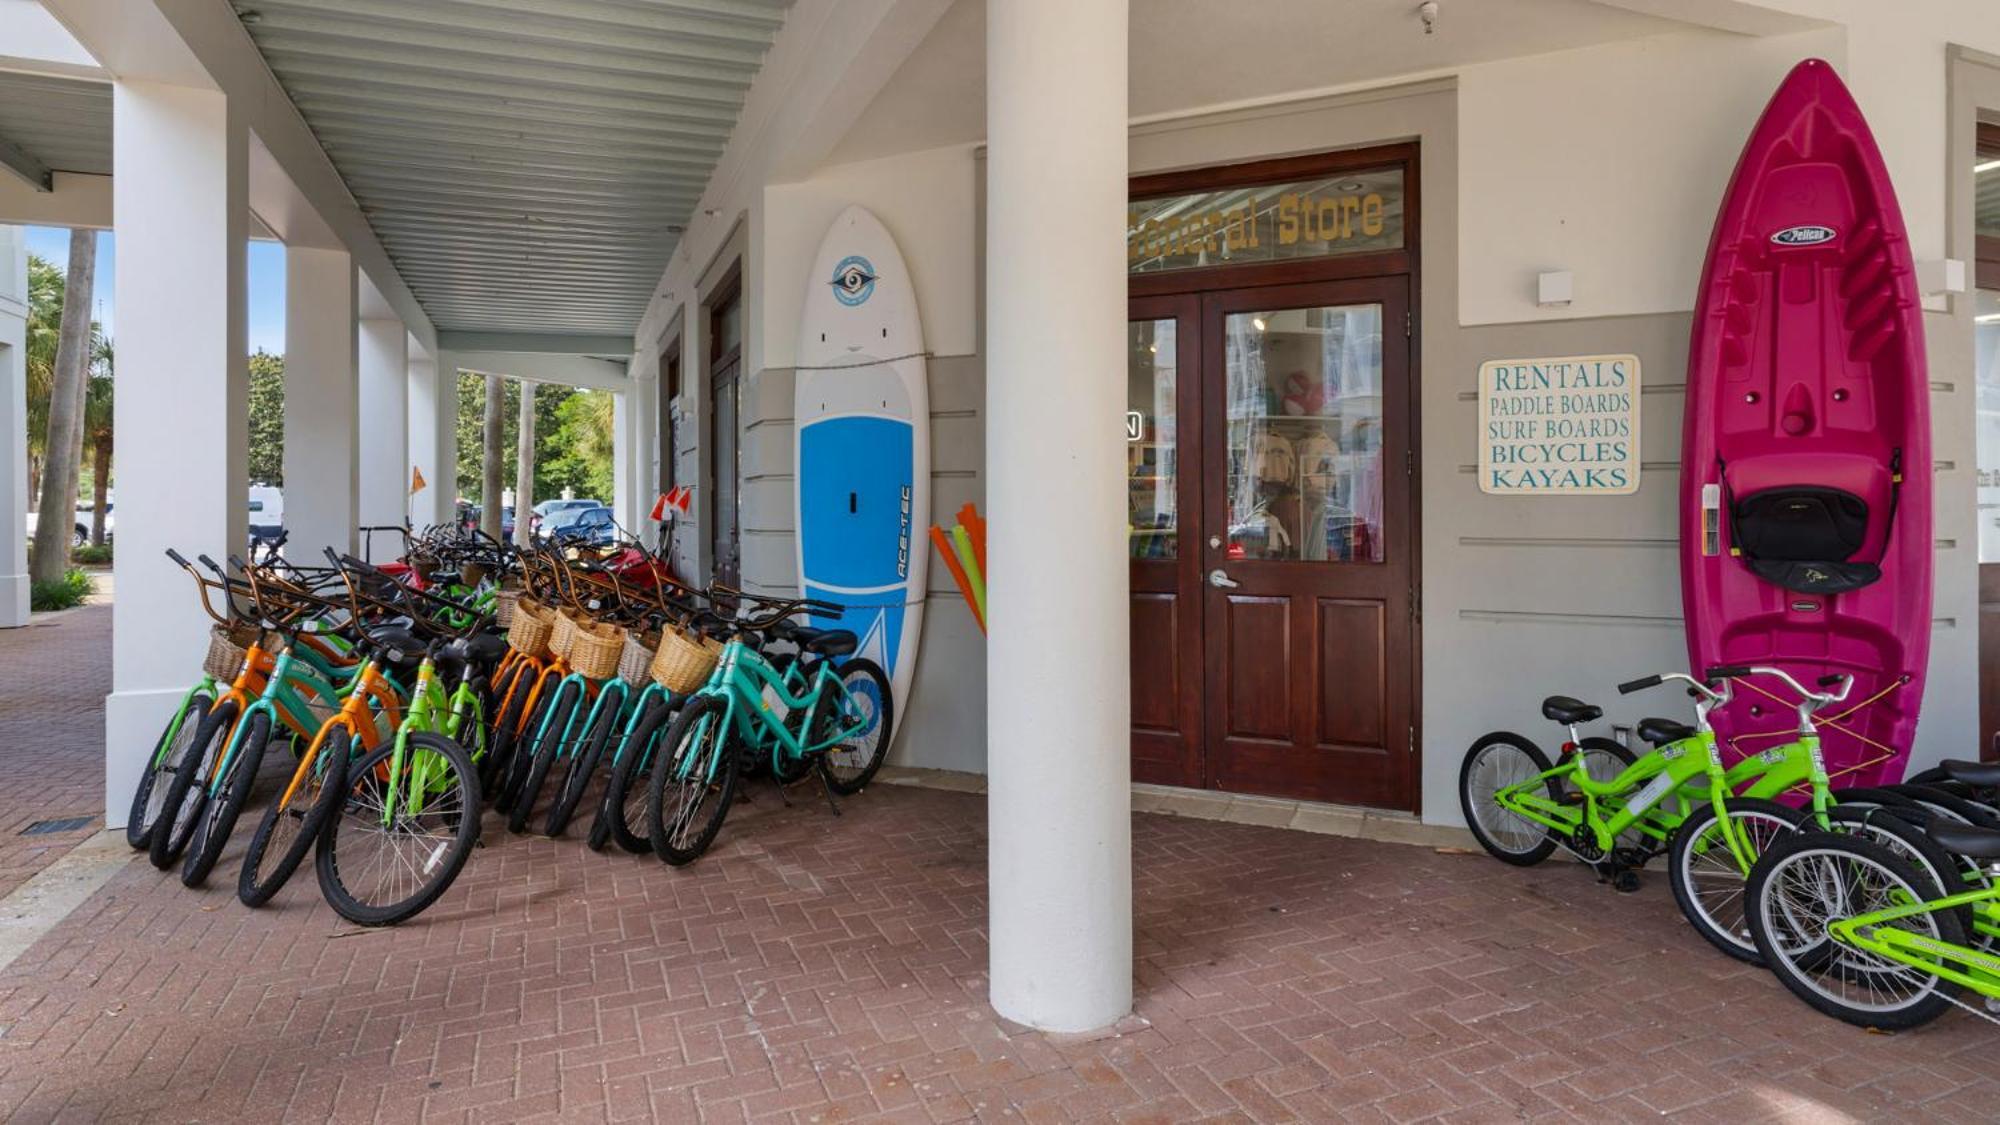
[
  {"x1": 646, "y1": 595, "x2": 893, "y2": 866},
  {"x1": 1748, "y1": 770, "x2": 2000, "y2": 1030}
]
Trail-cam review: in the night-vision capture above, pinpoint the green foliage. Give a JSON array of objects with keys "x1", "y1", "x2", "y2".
[
  {"x1": 74, "y1": 543, "x2": 112, "y2": 566},
  {"x1": 453, "y1": 373, "x2": 608, "y2": 505},
  {"x1": 248, "y1": 350, "x2": 285, "y2": 485},
  {"x1": 24, "y1": 255, "x2": 61, "y2": 461},
  {"x1": 29, "y1": 567, "x2": 93, "y2": 612}
]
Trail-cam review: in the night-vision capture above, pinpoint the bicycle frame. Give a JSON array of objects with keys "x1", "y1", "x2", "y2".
[
  {"x1": 675, "y1": 637, "x2": 868, "y2": 785},
  {"x1": 207, "y1": 641, "x2": 364, "y2": 798},
  {"x1": 1831, "y1": 881, "x2": 2000, "y2": 1000},
  {"x1": 276, "y1": 657, "x2": 402, "y2": 810}
]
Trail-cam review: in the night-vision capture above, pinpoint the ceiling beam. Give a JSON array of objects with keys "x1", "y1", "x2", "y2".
[
  {"x1": 439, "y1": 331, "x2": 634, "y2": 357},
  {"x1": 0, "y1": 129, "x2": 52, "y2": 192}
]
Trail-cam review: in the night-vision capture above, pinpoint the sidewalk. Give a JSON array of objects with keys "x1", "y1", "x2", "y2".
[{"x1": 0, "y1": 602, "x2": 110, "y2": 900}]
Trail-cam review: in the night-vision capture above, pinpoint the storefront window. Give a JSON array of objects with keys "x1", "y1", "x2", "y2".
[
  {"x1": 1128, "y1": 166, "x2": 1405, "y2": 274},
  {"x1": 1224, "y1": 304, "x2": 1384, "y2": 562},
  {"x1": 1128, "y1": 318, "x2": 1178, "y2": 558},
  {"x1": 1978, "y1": 129, "x2": 2000, "y2": 561}
]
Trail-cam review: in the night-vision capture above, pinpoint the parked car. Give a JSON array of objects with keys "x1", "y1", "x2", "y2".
[
  {"x1": 460, "y1": 504, "x2": 516, "y2": 540},
  {"x1": 550, "y1": 506, "x2": 616, "y2": 547},
  {"x1": 248, "y1": 485, "x2": 285, "y2": 544},
  {"x1": 531, "y1": 497, "x2": 604, "y2": 535},
  {"x1": 25, "y1": 500, "x2": 113, "y2": 548}
]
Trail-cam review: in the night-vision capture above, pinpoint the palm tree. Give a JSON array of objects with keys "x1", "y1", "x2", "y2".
[
  {"x1": 83, "y1": 338, "x2": 113, "y2": 546},
  {"x1": 22, "y1": 255, "x2": 61, "y2": 502},
  {"x1": 30, "y1": 229, "x2": 96, "y2": 583}
]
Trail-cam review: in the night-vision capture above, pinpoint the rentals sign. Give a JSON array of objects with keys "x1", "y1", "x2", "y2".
[{"x1": 1477, "y1": 354, "x2": 1641, "y2": 495}]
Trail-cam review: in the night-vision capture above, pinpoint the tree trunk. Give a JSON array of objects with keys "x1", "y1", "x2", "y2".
[
  {"x1": 480, "y1": 373, "x2": 505, "y2": 540},
  {"x1": 30, "y1": 229, "x2": 95, "y2": 585},
  {"x1": 514, "y1": 382, "x2": 536, "y2": 548},
  {"x1": 90, "y1": 433, "x2": 111, "y2": 546}
]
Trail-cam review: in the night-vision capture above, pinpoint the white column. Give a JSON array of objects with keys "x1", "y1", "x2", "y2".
[
  {"x1": 357, "y1": 316, "x2": 409, "y2": 558},
  {"x1": 0, "y1": 225, "x2": 27, "y2": 627},
  {"x1": 281, "y1": 246, "x2": 358, "y2": 563},
  {"x1": 105, "y1": 81, "x2": 249, "y2": 824},
  {"x1": 985, "y1": 0, "x2": 1132, "y2": 1033},
  {"x1": 512, "y1": 381, "x2": 535, "y2": 548},
  {"x1": 407, "y1": 344, "x2": 453, "y2": 529}
]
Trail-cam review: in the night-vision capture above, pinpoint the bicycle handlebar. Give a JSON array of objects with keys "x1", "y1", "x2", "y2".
[
  {"x1": 1616, "y1": 674, "x2": 1662, "y2": 695},
  {"x1": 1704, "y1": 664, "x2": 1852, "y2": 707}
]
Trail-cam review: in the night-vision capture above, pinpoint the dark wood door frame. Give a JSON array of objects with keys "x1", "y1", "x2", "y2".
[
  {"x1": 1126, "y1": 141, "x2": 1424, "y2": 813},
  {"x1": 705, "y1": 271, "x2": 743, "y2": 589}
]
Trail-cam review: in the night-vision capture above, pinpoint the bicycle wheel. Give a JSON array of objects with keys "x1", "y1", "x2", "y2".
[
  {"x1": 813, "y1": 658, "x2": 894, "y2": 797},
  {"x1": 126, "y1": 690, "x2": 214, "y2": 850},
  {"x1": 594, "y1": 697, "x2": 676, "y2": 854},
  {"x1": 1668, "y1": 797, "x2": 1806, "y2": 963},
  {"x1": 546, "y1": 694, "x2": 620, "y2": 837},
  {"x1": 149, "y1": 698, "x2": 239, "y2": 869},
  {"x1": 181, "y1": 709, "x2": 274, "y2": 887},
  {"x1": 238, "y1": 726, "x2": 354, "y2": 907},
  {"x1": 649, "y1": 695, "x2": 740, "y2": 866},
  {"x1": 495, "y1": 685, "x2": 554, "y2": 814},
  {"x1": 315, "y1": 733, "x2": 481, "y2": 927},
  {"x1": 1747, "y1": 832, "x2": 1963, "y2": 1030},
  {"x1": 1458, "y1": 732, "x2": 1560, "y2": 866},
  {"x1": 509, "y1": 680, "x2": 584, "y2": 834}
]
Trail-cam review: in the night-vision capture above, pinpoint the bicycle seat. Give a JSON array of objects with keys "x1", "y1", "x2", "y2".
[
  {"x1": 1927, "y1": 820, "x2": 2000, "y2": 861},
  {"x1": 441, "y1": 632, "x2": 508, "y2": 671},
  {"x1": 364, "y1": 623, "x2": 423, "y2": 661},
  {"x1": 1941, "y1": 759, "x2": 2000, "y2": 788},
  {"x1": 792, "y1": 626, "x2": 858, "y2": 658},
  {"x1": 1637, "y1": 717, "x2": 1696, "y2": 746},
  {"x1": 1541, "y1": 696, "x2": 1603, "y2": 725}
]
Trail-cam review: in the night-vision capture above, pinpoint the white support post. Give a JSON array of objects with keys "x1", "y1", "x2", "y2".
[
  {"x1": 512, "y1": 381, "x2": 535, "y2": 548},
  {"x1": 282, "y1": 246, "x2": 358, "y2": 564},
  {"x1": 984, "y1": 0, "x2": 1133, "y2": 1034},
  {"x1": 408, "y1": 346, "x2": 454, "y2": 529},
  {"x1": 357, "y1": 316, "x2": 409, "y2": 559},
  {"x1": 0, "y1": 225, "x2": 27, "y2": 627},
  {"x1": 105, "y1": 80, "x2": 249, "y2": 825}
]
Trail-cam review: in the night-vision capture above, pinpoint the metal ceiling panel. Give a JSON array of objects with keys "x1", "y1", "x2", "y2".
[
  {"x1": 0, "y1": 71, "x2": 112, "y2": 178},
  {"x1": 234, "y1": 0, "x2": 794, "y2": 337}
]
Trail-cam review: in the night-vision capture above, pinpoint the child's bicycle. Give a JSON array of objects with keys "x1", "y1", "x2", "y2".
[
  {"x1": 1461, "y1": 666, "x2": 1957, "y2": 963},
  {"x1": 645, "y1": 590, "x2": 893, "y2": 866},
  {"x1": 1747, "y1": 764, "x2": 2000, "y2": 1030}
]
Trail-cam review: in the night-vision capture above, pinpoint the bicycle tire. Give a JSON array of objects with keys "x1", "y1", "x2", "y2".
[
  {"x1": 495, "y1": 685, "x2": 554, "y2": 814},
  {"x1": 546, "y1": 693, "x2": 620, "y2": 837},
  {"x1": 126, "y1": 691, "x2": 213, "y2": 850},
  {"x1": 182, "y1": 709, "x2": 274, "y2": 887},
  {"x1": 814, "y1": 657, "x2": 895, "y2": 796},
  {"x1": 315, "y1": 733, "x2": 481, "y2": 927},
  {"x1": 1747, "y1": 831, "x2": 1964, "y2": 1031},
  {"x1": 1667, "y1": 796, "x2": 1806, "y2": 964},
  {"x1": 238, "y1": 725, "x2": 353, "y2": 907},
  {"x1": 149, "y1": 698, "x2": 238, "y2": 869},
  {"x1": 509, "y1": 680, "x2": 583, "y2": 834},
  {"x1": 649, "y1": 694, "x2": 740, "y2": 866},
  {"x1": 484, "y1": 664, "x2": 538, "y2": 805},
  {"x1": 1458, "y1": 732, "x2": 1561, "y2": 866},
  {"x1": 594, "y1": 696, "x2": 675, "y2": 854}
]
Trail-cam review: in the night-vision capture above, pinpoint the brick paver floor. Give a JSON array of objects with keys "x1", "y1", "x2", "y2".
[
  {"x1": 0, "y1": 605, "x2": 1994, "y2": 1122},
  {"x1": 0, "y1": 602, "x2": 111, "y2": 898}
]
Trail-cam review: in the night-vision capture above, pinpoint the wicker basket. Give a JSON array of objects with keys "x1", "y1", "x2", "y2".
[
  {"x1": 549, "y1": 608, "x2": 580, "y2": 662},
  {"x1": 650, "y1": 624, "x2": 722, "y2": 694},
  {"x1": 507, "y1": 596, "x2": 554, "y2": 658},
  {"x1": 618, "y1": 628, "x2": 659, "y2": 685},
  {"x1": 493, "y1": 588, "x2": 521, "y2": 627},
  {"x1": 570, "y1": 618, "x2": 624, "y2": 680},
  {"x1": 460, "y1": 561, "x2": 490, "y2": 588},
  {"x1": 202, "y1": 622, "x2": 258, "y2": 682}
]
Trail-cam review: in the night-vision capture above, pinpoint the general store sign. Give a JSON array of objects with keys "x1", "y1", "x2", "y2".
[
  {"x1": 1478, "y1": 354, "x2": 1640, "y2": 495},
  {"x1": 1128, "y1": 165, "x2": 1404, "y2": 274}
]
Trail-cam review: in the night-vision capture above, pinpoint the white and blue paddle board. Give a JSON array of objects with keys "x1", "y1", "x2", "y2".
[{"x1": 795, "y1": 205, "x2": 929, "y2": 722}]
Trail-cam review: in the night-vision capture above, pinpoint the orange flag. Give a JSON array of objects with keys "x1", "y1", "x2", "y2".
[{"x1": 410, "y1": 465, "x2": 427, "y2": 495}]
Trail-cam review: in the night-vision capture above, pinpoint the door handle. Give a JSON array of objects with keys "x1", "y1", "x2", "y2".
[{"x1": 1208, "y1": 568, "x2": 1240, "y2": 589}]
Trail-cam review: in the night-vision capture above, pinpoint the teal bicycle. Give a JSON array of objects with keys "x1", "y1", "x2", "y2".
[{"x1": 645, "y1": 592, "x2": 894, "y2": 865}]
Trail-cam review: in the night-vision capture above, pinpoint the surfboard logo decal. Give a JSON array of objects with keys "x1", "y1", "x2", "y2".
[
  {"x1": 830, "y1": 255, "x2": 878, "y2": 306},
  {"x1": 1770, "y1": 225, "x2": 1836, "y2": 246}
]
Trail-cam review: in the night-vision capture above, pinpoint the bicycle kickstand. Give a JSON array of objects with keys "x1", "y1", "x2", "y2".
[{"x1": 814, "y1": 767, "x2": 843, "y2": 818}]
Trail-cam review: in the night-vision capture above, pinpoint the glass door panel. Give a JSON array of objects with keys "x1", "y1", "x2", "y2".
[{"x1": 1129, "y1": 318, "x2": 1180, "y2": 559}]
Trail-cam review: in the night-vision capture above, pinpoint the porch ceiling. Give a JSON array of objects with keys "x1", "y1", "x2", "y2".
[
  {"x1": 0, "y1": 70, "x2": 111, "y2": 188},
  {"x1": 231, "y1": 0, "x2": 793, "y2": 338}
]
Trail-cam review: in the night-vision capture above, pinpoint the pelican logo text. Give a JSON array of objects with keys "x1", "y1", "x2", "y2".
[
  {"x1": 830, "y1": 255, "x2": 878, "y2": 306},
  {"x1": 1770, "y1": 225, "x2": 1837, "y2": 246}
]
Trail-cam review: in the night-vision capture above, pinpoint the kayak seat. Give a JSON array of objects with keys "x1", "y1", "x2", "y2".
[
  {"x1": 1542, "y1": 696, "x2": 1602, "y2": 726},
  {"x1": 1731, "y1": 485, "x2": 1880, "y2": 595},
  {"x1": 1941, "y1": 759, "x2": 2000, "y2": 788},
  {"x1": 1638, "y1": 717, "x2": 1696, "y2": 746},
  {"x1": 793, "y1": 627, "x2": 858, "y2": 658}
]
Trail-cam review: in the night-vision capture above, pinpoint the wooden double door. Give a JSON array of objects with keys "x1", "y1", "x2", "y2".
[{"x1": 1128, "y1": 275, "x2": 1417, "y2": 809}]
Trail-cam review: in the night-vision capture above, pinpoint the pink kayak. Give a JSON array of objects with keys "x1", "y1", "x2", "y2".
[{"x1": 1681, "y1": 58, "x2": 1932, "y2": 789}]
